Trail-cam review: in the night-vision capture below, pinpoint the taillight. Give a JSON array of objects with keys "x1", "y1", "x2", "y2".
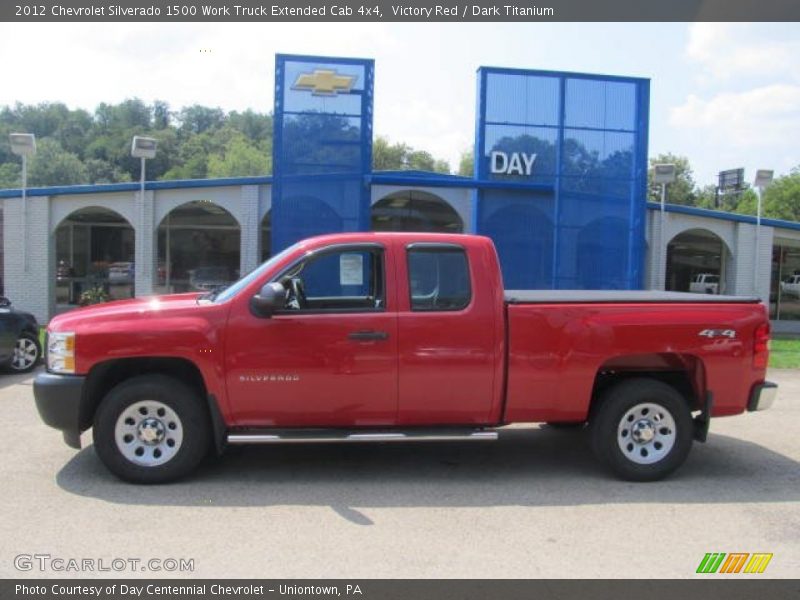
[{"x1": 753, "y1": 322, "x2": 770, "y2": 369}]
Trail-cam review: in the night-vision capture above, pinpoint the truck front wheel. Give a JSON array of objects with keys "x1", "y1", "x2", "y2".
[
  {"x1": 93, "y1": 375, "x2": 211, "y2": 484},
  {"x1": 590, "y1": 378, "x2": 693, "y2": 481}
]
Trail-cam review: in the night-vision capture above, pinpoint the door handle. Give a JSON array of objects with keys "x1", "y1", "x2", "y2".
[{"x1": 348, "y1": 330, "x2": 389, "y2": 341}]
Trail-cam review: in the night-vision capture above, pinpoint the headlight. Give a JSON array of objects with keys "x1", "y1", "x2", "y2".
[{"x1": 47, "y1": 332, "x2": 76, "y2": 374}]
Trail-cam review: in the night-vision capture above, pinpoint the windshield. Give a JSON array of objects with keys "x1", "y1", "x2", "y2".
[{"x1": 211, "y1": 242, "x2": 303, "y2": 303}]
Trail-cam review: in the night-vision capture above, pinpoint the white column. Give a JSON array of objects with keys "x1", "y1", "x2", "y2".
[
  {"x1": 239, "y1": 185, "x2": 260, "y2": 276},
  {"x1": 732, "y1": 222, "x2": 773, "y2": 301},
  {"x1": 646, "y1": 210, "x2": 666, "y2": 290},
  {"x1": 134, "y1": 190, "x2": 156, "y2": 297},
  {"x1": 3, "y1": 195, "x2": 53, "y2": 323}
]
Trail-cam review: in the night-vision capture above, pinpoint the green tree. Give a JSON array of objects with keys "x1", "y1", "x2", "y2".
[
  {"x1": 731, "y1": 188, "x2": 759, "y2": 216},
  {"x1": 372, "y1": 136, "x2": 450, "y2": 173},
  {"x1": 458, "y1": 149, "x2": 474, "y2": 177},
  {"x1": 178, "y1": 105, "x2": 225, "y2": 135},
  {"x1": 694, "y1": 184, "x2": 719, "y2": 210},
  {"x1": 648, "y1": 153, "x2": 696, "y2": 206},
  {"x1": 755, "y1": 167, "x2": 800, "y2": 221},
  {"x1": 153, "y1": 100, "x2": 171, "y2": 130},
  {"x1": 27, "y1": 139, "x2": 88, "y2": 186},
  {"x1": 373, "y1": 136, "x2": 408, "y2": 170},
  {"x1": 207, "y1": 134, "x2": 268, "y2": 177},
  {"x1": 0, "y1": 162, "x2": 20, "y2": 188},
  {"x1": 84, "y1": 158, "x2": 132, "y2": 184}
]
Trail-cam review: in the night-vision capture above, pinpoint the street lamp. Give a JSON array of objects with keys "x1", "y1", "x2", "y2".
[
  {"x1": 753, "y1": 169, "x2": 774, "y2": 297},
  {"x1": 652, "y1": 164, "x2": 676, "y2": 290},
  {"x1": 9, "y1": 133, "x2": 36, "y2": 272},
  {"x1": 131, "y1": 136, "x2": 157, "y2": 277}
]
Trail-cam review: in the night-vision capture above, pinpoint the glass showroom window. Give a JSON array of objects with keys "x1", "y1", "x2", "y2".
[
  {"x1": 54, "y1": 207, "x2": 135, "y2": 307},
  {"x1": 261, "y1": 211, "x2": 271, "y2": 263},
  {"x1": 371, "y1": 191, "x2": 463, "y2": 233},
  {"x1": 770, "y1": 241, "x2": 800, "y2": 321},
  {"x1": 156, "y1": 201, "x2": 241, "y2": 294},
  {"x1": 665, "y1": 229, "x2": 728, "y2": 294}
]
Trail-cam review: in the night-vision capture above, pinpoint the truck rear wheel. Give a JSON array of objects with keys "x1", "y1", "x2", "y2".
[
  {"x1": 590, "y1": 378, "x2": 693, "y2": 481},
  {"x1": 93, "y1": 375, "x2": 211, "y2": 484}
]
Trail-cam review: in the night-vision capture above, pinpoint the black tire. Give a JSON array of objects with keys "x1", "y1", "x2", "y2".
[
  {"x1": 93, "y1": 375, "x2": 211, "y2": 484},
  {"x1": 590, "y1": 378, "x2": 693, "y2": 482},
  {"x1": 7, "y1": 331, "x2": 40, "y2": 373}
]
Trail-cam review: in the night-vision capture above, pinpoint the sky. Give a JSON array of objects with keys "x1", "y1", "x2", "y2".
[{"x1": 0, "y1": 22, "x2": 797, "y2": 186}]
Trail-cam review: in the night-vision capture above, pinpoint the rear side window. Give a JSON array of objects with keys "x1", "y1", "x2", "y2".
[{"x1": 407, "y1": 247, "x2": 471, "y2": 311}]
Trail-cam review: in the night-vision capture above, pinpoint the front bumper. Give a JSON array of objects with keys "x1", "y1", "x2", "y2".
[
  {"x1": 748, "y1": 381, "x2": 778, "y2": 412},
  {"x1": 33, "y1": 371, "x2": 87, "y2": 449}
]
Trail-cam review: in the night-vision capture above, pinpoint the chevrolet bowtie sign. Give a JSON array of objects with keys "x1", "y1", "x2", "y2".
[{"x1": 292, "y1": 69, "x2": 356, "y2": 96}]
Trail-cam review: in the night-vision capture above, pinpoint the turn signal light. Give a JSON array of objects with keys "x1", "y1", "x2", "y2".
[
  {"x1": 47, "y1": 332, "x2": 76, "y2": 374},
  {"x1": 753, "y1": 323, "x2": 770, "y2": 370}
]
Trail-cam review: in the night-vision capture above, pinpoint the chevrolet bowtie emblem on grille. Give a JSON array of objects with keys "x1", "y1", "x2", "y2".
[{"x1": 292, "y1": 69, "x2": 356, "y2": 96}]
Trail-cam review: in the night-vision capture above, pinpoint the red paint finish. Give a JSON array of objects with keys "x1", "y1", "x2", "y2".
[
  {"x1": 46, "y1": 232, "x2": 769, "y2": 430},
  {"x1": 504, "y1": 302, "x2": 768, "y2": 422},
  {"x1": 391, "y1": 236, "x2": 505, "y2": 426}
]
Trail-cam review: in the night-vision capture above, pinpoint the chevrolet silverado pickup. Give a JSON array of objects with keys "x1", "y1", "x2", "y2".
[{"x1": 34, "y1": 232, "x2": 777, "y2": 483}]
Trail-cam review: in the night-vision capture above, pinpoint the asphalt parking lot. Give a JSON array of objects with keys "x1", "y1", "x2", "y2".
[{"x1": 1, "y1": 367, "x2": 797, "y2": 579}]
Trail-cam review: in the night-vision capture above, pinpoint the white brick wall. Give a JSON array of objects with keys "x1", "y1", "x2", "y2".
[
  {"x1": 3, "y1": 195, "x2": 53, "y2": 324},
  {"x1": 731, "y1": 221, "x2": 773, "y2": 299},
  {"x1": 239, "y1": 185, "x2": 260, "y2": 275},
  {"x1": 645, "y1": 210, "x2": 773, "y2": 301},
  {"x1": 134, "y1": 190, "x2": 154, "y2": 296},
  {"x1": 0, "y1": 184, "x2": 787, "y2": 324}
]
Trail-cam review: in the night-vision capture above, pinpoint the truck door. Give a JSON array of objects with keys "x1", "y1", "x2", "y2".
[
  {"x1": 225, "y1": 243, "x2": 398, "y2": 427},
  {"x1": 396, "y1": 242, "x2": 499, "y2": 425}
]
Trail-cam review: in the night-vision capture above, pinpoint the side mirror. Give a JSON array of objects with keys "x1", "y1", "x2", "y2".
[
  {"x1": 0, "y1": 297, "x2": 10, "y2": 308},
  {"x1": 250, "y1": 282, "x2": 285, "y2": 318}
]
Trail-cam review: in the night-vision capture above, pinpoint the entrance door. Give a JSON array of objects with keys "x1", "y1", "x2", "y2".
[{"x1": 225, "y1": 244, "x2": 398, "y2": 427}]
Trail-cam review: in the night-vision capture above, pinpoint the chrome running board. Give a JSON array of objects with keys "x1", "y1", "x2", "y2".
[{"x1": 227, "y1": 429, "x2": 498, "y2": 445}]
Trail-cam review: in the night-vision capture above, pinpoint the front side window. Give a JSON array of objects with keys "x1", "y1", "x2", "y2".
[
  {"x1": 407, "y1": 247, "x2": 471, "y2": 311},
  {"x1": 279, "y1": 247, "x2": 385, "y2": 312}
]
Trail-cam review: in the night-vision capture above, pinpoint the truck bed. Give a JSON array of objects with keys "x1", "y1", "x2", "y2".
[{"x1": 504, "y1": 290, "x2": 761, "y2": 304}]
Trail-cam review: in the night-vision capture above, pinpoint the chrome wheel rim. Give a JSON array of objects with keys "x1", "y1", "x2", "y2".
[
  {"x1": 114, "y1": 400, "x2": 184, "y2": 467},
  {"x1": 617, "y1": 402, "x2": 676, "y2": 465},
  {"x1": 11, "y1": 337, "x2": 38, "y2": 371}
]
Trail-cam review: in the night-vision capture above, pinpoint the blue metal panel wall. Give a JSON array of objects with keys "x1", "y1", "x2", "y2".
[
  {"x1": 272, "y1": 54, "x2": 374, "y2": 253},
  {"x1": 475, "y1": 67, "x2": 649, "y2": 290}
]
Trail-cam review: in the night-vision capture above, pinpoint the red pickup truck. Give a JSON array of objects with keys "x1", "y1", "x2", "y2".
[{"x1": 34, "y1": 232, "x2": 776, "y2": 484}]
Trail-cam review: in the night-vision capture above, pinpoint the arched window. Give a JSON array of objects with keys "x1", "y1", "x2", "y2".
[
  {"x1": 371, "y1": 191, "x2": 463, "y2": 233},
  {"x1": 156, "y1": 201, "x2": 240, "y2": 294},
  {"x1": 54, "y1": 207, "x2": 135, "y2": 307},
  {"x1": 666, "y1": 228, "x2": 730, "y2": 294}
]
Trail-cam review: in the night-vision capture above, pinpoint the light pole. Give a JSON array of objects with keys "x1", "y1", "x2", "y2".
[
  {"x1": 652, "y1": 164, "x2": 676, "y2": 290},
  {"x1": 9, "y1": 133, "x2": 36, "y2": 272},
  {"x1": 753, "y1": 169, "x2": 774, "y2": 297},
  {"x1": 130, "y1": 136, "x2": 157, "y2": 278}
]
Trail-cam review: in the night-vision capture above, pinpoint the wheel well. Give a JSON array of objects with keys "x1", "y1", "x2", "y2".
[
  {"x1": 589, "y1": 354, "x2": 705, "y2": 419},
  {"x1": 80, "y1": 357, "x2": 208, "y2": 430}
]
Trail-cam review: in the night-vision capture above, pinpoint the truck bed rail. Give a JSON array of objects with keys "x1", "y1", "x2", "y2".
[{"x1": 504, "y1": 290, "x2": 761, "y2": 304}]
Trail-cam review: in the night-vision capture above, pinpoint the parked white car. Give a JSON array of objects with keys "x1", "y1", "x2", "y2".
[
  {"x1": 188, "y1": 266, "x2": 234, "y2": 292},
  {"x1": 108, "y1": 262, "x2": 134, "y2": 283},
  {"x1": 780, "y1": 274, "x2": 800, "y2": 297},
  {"x1": 689, "y1": 273, "x2": 720, "y2": 294}
]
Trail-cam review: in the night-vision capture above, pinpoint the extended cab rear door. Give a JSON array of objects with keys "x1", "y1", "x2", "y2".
[{"x1": 395, "y1": 240, "x2": 502, "y2": 425}]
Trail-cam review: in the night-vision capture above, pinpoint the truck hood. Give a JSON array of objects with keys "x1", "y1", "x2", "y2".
[{"x1": 48, "y1": 293, "x2": 207, "y2": 331}]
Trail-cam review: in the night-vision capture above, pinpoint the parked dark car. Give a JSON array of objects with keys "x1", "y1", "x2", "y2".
[{"x1": 0, "y1": 297, "x2": 40, "y2": 373}]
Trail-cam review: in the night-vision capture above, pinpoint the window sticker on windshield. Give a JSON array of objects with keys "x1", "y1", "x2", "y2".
[{"x1": 340, "y1": 254, "x2": 363, "y2": 286}]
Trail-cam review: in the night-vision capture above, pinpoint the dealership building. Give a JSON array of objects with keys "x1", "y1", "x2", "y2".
[{"x1": 2, "y1": 54, "x2": 799, "y2": 329}]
